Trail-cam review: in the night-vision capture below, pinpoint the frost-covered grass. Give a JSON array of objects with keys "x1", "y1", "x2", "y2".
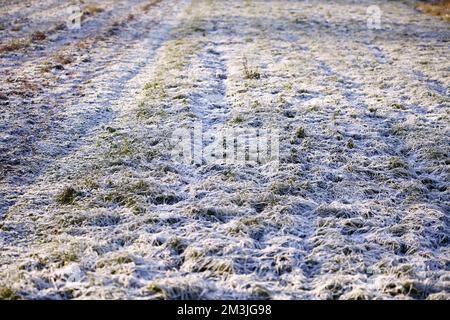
[{"x1": 0, "y1": 0, "x2": 449, "y2": 299}]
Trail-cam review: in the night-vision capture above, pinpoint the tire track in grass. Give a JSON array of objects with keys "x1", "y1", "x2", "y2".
[
  {"x1": 146, "y1": 10, "x2": 248, "y2": 298},
  {"x1": 0, "y1": 0, "x2": 63, "y2": 21},
  {"x1": 0, "y1": 0, "x2": 190, "y2": 235},
  {"x1": 0, "y1": 0, "x2": 183, "y2": 218},
  {"x1": 301, "y1": 28, "x2": 449, "y2": 298},
  {"x1": 277, "y1": 0, "x2": 447, "y2": 297},
  {"x1": 189, "y1": 43, "x2": 229, "y2": 135},
  {"x1": 0, "y1": 0, "x2": 147, "y2": 60},
  {"x1": 413, "y1": 70, "x2": 449, "y2": 97},
  {"x1": 207, "y1": 0, "x2": 326, "y2": 298}
]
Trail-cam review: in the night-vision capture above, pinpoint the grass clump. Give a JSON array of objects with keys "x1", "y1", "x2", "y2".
[
  {"x1": 388, "y1": 157, "x2": 408, "y2": 169},
  {"x1": 243, "y1": 57, "x2": 261, "y2": 80},
  {"x1": 0, "y1": 287, "x2": 20, "y2": 300},
  {"x1": 152, "y1": 193, "x2": 181, "y2": 205},
  {"x1": 385, "y1": 281, "x2": 428, "y2": 299},
  {"x1": 54, "y1": 53, "x2": 74, "y2": 65},
  {"x1": 391, "y1": 103, "x2": 406, "y2": 110},
  {"x1": 147, "y1": 284, "x2": 164, "y2": 295},
  {"x1": 51, "y1": 251, "x2": 78, "y2": 267},
  {"x1": 189, "y1": 206, "x2": 235, "y2": 222},
  {"x1": 144, "y1": 81, "x2": 167, "y2": 99},
  {"x1": 252, "y1": 285, "x2": 271, "y2": 300},
  {"x1": 252, "y1": 193, "x2": 279, "y2": 213},
  {"x1": 295, "y1": 127, "x2": 306, "y2": 139},
  {"x1": 391, "y1": 124, "x2": 407, "y2": 136},
  {"x1": 56, "y1": 186, "x2": 80, "y2": 205},
  {"x1": 168, "y1": 237, "x2": 187, "y2": 254},
  {"x1": 231, "y1": 116, "x2": 244, "y2": 124},
  {"x1": 147, "y1": 280, "x2": 205, "y2": 300},
  {"x1": 0, "y1": 38, "x2": 30, "y2": 53},
  {"x1": 116, "y1": 255, "x2": 133, "y2": 264},
  {"x1": 31, "y1": 31, "x2": 46, "y2": 41},
  {"x1": 347, "y1": 138, "x2": 355, "y2": 149},
  {"x1": 39, "y1": 61, "x2": 53, "y2": 74},
  {"x1": 193, "y1": 258, "x2": 234, "y2": 275},
  {"x1": 82, "y1": 5, "x2": 104, "y2": 19}
]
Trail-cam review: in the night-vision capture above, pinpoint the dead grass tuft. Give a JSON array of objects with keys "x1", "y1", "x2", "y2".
[
  {"x1": 83, "y1": 5, "x2": 104, "y2": 17},
  {"x1": 31, "y1": 31, "x2": 46, "y2": 41},
  {"x1": 416, "y1": 0, "x2": 450, "y2": 21},
  {"x1": 54, "y1": 53, "x2": 74, "y2": 65},
  {"x1": 0, "y1": 38, "x2": 30, "y2": 53}
]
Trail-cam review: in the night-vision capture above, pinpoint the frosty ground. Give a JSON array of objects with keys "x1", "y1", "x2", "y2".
[{"x1": 0, "y1": 0, "x2": 449, "y2": 299}]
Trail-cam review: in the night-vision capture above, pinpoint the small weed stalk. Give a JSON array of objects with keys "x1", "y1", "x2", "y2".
[{"x1": 243, "y1": 57, "x2": 261, "y2": 80}]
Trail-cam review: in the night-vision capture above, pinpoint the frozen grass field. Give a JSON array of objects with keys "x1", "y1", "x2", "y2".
[{"x1": 0, "y1": 0, "x2": 449, "y2": 299}]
